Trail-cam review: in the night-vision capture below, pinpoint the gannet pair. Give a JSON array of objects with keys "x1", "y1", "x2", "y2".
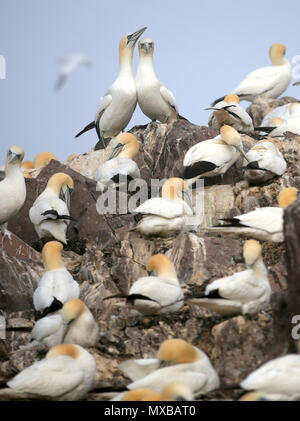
[
  {"x1": 243, "y1": 140, "x2": 287, "y2": 184},
  {"x1": 95, "y1": 132, "x2": 140, "y2": 191},
  {"x1": 0, "y1": 344, "x2": 96, "y2": 401},
  {"x1": 212, "y1": 43, "x2": 292, "y2": 105},
  {"x1": 207, "y1": 94, "x2": 254, "y2": 135},
  {"x1": 33, "y1": 241, "x2": 80, "y2": 314},
  {"x1": 122, "y1": 382, "x2": 193, "y2": 401},
  {"x1": 207, "y1": 187, "x2": 299, "y2": 242},
  {"x1": 55, "y1": 53, "x2": 92, "y2": 91},
  {"x1": 105, "y1": 254, "x2": 184, "y2": 315},
  {"x1": 132, "y1": 178, "x2": 193, "y2": 237},
  {"x1": 0, "y1": 146, "x2": 26, "y2": 229},
  {"x1": 116, "y1": 339, "x2": 219, "y2": 398},
  {"x1": 76, "y1": 27, "x2": 146, "y2": 150},
  {"x1": 189, "y1": 240, "x2": 271, "y2": 316},
  {"x1": 29, "y1": 172, "x2": 74, "y2": 244}
]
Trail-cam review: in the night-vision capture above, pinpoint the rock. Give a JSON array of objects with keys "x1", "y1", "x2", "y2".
[{"x1": 247, "y1": 96, "x2": 299, "y2": 127}]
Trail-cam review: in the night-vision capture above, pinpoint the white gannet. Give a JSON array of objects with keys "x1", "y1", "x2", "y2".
[
  {"x1": 95, "y1": 132, "x2": 140, "y2": 191},
  {"x1": 21, "y1": 161, "x2": 35, "y2": 178},
  {"x1": 135, "y1": 38, "x2": 179, "y2": 123},
  {"x1": 105, "y1": 254, "x2": 184, "y2": 315},
  {"x1": 33, "y1": 241, "x2": 80, "y2": 313},
  {"x1": 29, "y1": 172, "x2": 74, "y2": 244},
  {"x1": 0, "y1": 146, "x2": 26, "y2": 228},
  {"x1": 259, "y1": 117, "x2": 300, "y2": 138},
  {"x1": 0, "y1": 344, "x2": 96, "y2": 401},
  {"x1": 260, "y1": 102, "x2": 300, "y2": 127},
  {"x1": 188, "y1": 240, "x2": 271, "y2": 316},
  {"x1": 207, "y1": 94, "x2": 254, "y2": 135},
  {"x1": 34, "y1": 152, "x2": 59, "y2": 170},
  {"x1": 182, "y1": 125, "x2": 246, "y2": 183},
  {"x1": 243, "y1": 140, "x2": 287, "y2": 184},
  {"x1": 75, "y1": 27, "x2": 147, "y2": 150},
  {"x1": 119, "y1": 339, "x2": 219, "y2": 396},
  {"x1": 207, "y1": 187, "x2": 299, "y2": 242},
  {"x1": 212, "y1": 43, "x2": 292, "y2": 105},
  {"x1": 132, "y1": 178, "x2": 193, "y2": 237},
  {"x1": 121, "y1": 382, "x2": 193, "y2": 401},
  {"x1": 55, "y1": 53, "x2": 92, "y2": 91}
]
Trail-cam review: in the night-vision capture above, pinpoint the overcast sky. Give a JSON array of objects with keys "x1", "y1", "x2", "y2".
[{"x1": 1, "y1": 0, "x2": 300, "y2": 162}]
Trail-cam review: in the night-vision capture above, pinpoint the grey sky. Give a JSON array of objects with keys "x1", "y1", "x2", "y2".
[{"x1": 0, "y1": 0, "x2": 299, "y2": 162}]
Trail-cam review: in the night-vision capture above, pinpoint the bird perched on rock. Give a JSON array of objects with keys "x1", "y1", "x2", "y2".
[
  {"x1": 0, "y1": 146, "x2": 26, "y2": 230},
  {"x1": 132, "y1": 177, "x2": 193, "y2": 237},
  {"x1": 0, "y1": 344, "x2": 96, "y2": 401},
  {"x1": 29, "y1": 172, "x2": 74, "y2": 244},
  {"x1": 95, "y1": 132, "x2": 140, "y2": 191},
  {"x1": 135, "y1": 38, "x2": 180, "y2": 123},
  {"x1": 260, "y1": 102, "x2": 300, "y2": 128},
  {"x1": 55, "y1": 53, "x2": 92, "y2": 91},
  {"x1": 75, "y1": 27, "x2": 147, "y2": 150},
  {"x1": 257, "y1": 115, "x2": 300, "y2": 137},
  {"x1": 188, "y1": 240, "x2": 271, "y2": 316},
  {"x1": 105, "y1": 254, "x2": 184, "y2": 315},
  {"x1": 212, "y1": 43, "x2": 292, "y2": 105},
  {"x1": 33, "y1": 241, "x2": 80, "y2": 314},
  {"x1": 243, "y1": 140, "x2": 287, "y2": 184},
  {"x1": 34, "y1": 152, "x2": 59, "y2": 170}
]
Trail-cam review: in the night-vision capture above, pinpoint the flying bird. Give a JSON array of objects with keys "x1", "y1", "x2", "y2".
[{"x1": 55, "y1": 53, "x2": 92, "y2": 91}]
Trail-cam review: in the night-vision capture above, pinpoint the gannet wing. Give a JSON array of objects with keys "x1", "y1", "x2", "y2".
[
  {"x1": 133, "y1": 198, "x2": 187, "y2": 218},
  {"x1": 160, "y1": 86, "x2": 179, "y2": 113},
  {"x1": 119, "y1": 358, "x2": 160, "y2": 382},
  {"x1": 234, "y1": 66, "x2": 281, "y2": 97}
]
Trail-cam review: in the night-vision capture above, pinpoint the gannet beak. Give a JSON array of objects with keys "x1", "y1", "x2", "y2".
[
  {"x1": 8, "y1": 150, "x2": 22, "y2": 164},
  {"x1": 62, "y1": 185, "x2": 73, "y2": 210},
  {"x1": 109, "y1": 142, "x2": 124, "y2": 159},
  {"x1": 127, "y1": 27, "x2": 147, "y2": 45},
  {"x1": 233, "y1": 145, "x2": 250, "y2": 162},
  {"x1": 159, "y1": 360, "x2": 171, "y2": 369},
  {"x1": 204, "y1": 107, "x2": 219, "y2": 111},
  {"x1": 183, "y1": 190, "x2": 193, "y2": 210}
]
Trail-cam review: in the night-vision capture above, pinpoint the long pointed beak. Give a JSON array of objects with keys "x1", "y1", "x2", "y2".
[
  {"x1": 127, "y1": 27, "x2": 147, "y2": 45},
  {"x1": 109, "y1": 143, "x2": 124, "y2": 159},
  {"x1": 8, "y1": 152, "x2": 22, "y2": 164},
  {"x1": 234, "y1": 145, "x2": 249, "y2": 162},
  {"x1": 63, "y1": 186, "x2": 73, "y2": 210},
  {"x1": 204, "y1": 107, "x2": 219, "y2": 111}
]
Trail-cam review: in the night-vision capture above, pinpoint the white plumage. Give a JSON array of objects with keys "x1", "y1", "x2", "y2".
[{"x1": 261, "y1": 102, "x2": 300, "y2": 127}]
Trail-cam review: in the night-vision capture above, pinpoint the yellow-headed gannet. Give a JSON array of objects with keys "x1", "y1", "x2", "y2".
[
  {"x1": 95, "y1": 132, "x2": 140, "y2": 191},
  {"x1": 189, "y1": 240, "x2": 271, "y2": 316},
  {"x1": 21, "y1": 160, "x2": 35, "y2": 178},
  {"x1": 0, "y1": 344, "x2": 96, "y2": 401},
  {"x1": 34, "y1": 152, "x2": 59, "y2": 170},
  {"x1": 105, "y1": 254, "x2": 184, "y2": 315},
  {"x1": 29, "y1": 172, "x2": 74, "y2": 244},
  {"x1": 55, "y1": 53, "x2": 92, "y2": 91},
  {"x1": 135, "y1": 38, "x2": 180, "y2": 123},
  {"x1": 260, "y1": 102, "x2": 300, "y2": 127},
  {"x1": 75, "y1": 27, "x2": 147, "y2": 150},
  {"x1": 212, "y1": 43, "x2": 292, "y2": 105},
  {"x1": 33, "y1": 241, "x2": 80, "y2": 313},
  {"x1": 132, "y1": 178, "x2": 193, "y2": 237}
]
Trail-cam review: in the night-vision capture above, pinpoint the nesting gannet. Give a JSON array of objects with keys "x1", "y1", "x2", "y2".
[
  {"x1": 33, "y1": 241, "x2": 80, "y2": 313},
  {"x1": 75, "y1": 27, "x2": 146, "y2": 150},
  {"x1": 258, "y1": 115, "x2": 300, "y2": 137},
  {"x1": 243, "y1": 140, "x2": 287, "y2": 184},
  {"x1": 212, "y1": 43, "x2": 292, "y2": 105},
  {"x1": 121, "y1": 382, "x2": 193, "y2": 401},
  {"x1": 65, "y1": 153, "x2": 79, "y2": 164},
  {"x1": 119, "y1": 339, "x2": 219, "y2": 396},
  {"x1": 207, "y1": 94, "x2": 254, "y2": 135},
  {"x1": 132, "y1": 178, "x2": 193, "y2": 237},
  {"x1": 207, "y1": 187, "x2": 299, "y2": 242},
  {"x1": 0, "y1": 146, "x2": 26, "y2": 228},
  {"x1": 34, "y1": 152, "x2": 59, "y2": 170},
  {"x1": 29, "y1": 172, "x2": 74, "y2": 244},
  {"x1": 95, "y1": 132, "x2": 140, "y2": 191},
  {"x1": 21, "y1": 161, "x2": 34, "y2": 178},
  {"x1": 135, "y1": 38, "x2": 179, "y2": 123},
  {"x1": 106, "y1": 254, "x2": 184, "y2": 315},
  {"x1": 0, "y1": 344, "x2": 96, "y2": 401},
  {"x1": 182, "y1": 125, "x2": 246, "y2": 183},
  {"x1": 55, "y1": 53, "x2": 92, "y2": 90},
  {"x1": 260, "y1": 102, "x2": 300, "y2": 127},
  {"x1": 188, "y1": 240, "x2": 271, "y2": 316}
]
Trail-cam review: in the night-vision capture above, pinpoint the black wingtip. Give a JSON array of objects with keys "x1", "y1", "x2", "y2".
[
  {"x1": 254, "y1": 126, "x2": 275, "y2": 133},
  {"x1": 40, "y1": 297, "x2": 64, "y2": 318},
  {"x1": 211, "y1": 95, "x2": 226, "y2": 107},
  {"x1": 75, "y1": 121, "x2": 96, "y2": 138}
]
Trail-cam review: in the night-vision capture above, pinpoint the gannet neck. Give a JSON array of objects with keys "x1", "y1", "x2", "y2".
[
  {"x1": 42, "y1": 241, "x2": 65, "y2": 271},
  {"x1": 5, "y1": 161, "x2": 22, "y2": 178},
  {"x1": 157, "y1": 266, "x2": 178, "y2": 282},
  {"x1": 119, "y1": 47, "x2": 134, "y2": 77},
  {"x1": 251, "y1": 257, "x2": 268, "y2": 281},
  {"x1": 45, "y1": 173, "x2": 73, "y2": 197},
  {"x1": 146, "y1": 254, "x2": 178, "y2": 282},
  {"x1": 137, "y1": 54, "x2": 156, "y2": 79}
]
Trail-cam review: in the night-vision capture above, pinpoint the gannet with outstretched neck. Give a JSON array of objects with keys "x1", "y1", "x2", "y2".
[
  {"x1": 75, "y1": 27, "x2": 147, "y2": 150},
  {"x1": 135, "y1": 38, "x2": 179, "y2": 123},
  {"x1": 29, "y1": 172, "x2": 74, "y2": 244}
]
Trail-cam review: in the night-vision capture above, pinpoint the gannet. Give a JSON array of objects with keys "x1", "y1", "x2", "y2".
[
  {"x1": 207, "y1": 187, "x2": 299, "y2": 242},
  {"x1": 33, "y1": 241, "x2": 80, "y2": 313},
  {"x1": 0, "y1": 344, "x2": 96, "y2": 401},
  {"x1": 182, "y1": 125, "x2": 246, "y2": 183},
  {"x1": 212, "y1": 43, "x2": 292, "y2": 105},
  {"x1": 0, "y1": 146, "x2": 26, "y2": 228},
  {"x1": 55, "y1": 53, "x2": 92, "y2": 90},
  {"x1": 132, "y1": 178, "x2": 193, "y2": 237},
  {"x1": 207, "y1": 94, "x2": 254, "y2": 135},
  {"x1": 105, "y1": 254, "x2": 184, "y2": 315},
  {"x1": 119, "y1": 339, "x2": 219, "y2": 396},
  {"x1": 258, "y1": 116, "x2": 300, "y2": 137},
  {"x1": 121, "y1": 382, "x2": 193, "y2": 401},
  {"x1": 75, "y1": 27, "x2": 147, "y2": 150},
  {"x1": 21, "y1": 160, "x2": 34, "y2": 178},
  {"x1": 243, "y1": 140, "x2": 287, "y2": 184},
  {"x1": 34, "y1": 152, "x2": 59, "y2": 170},
  {"x1": 29, "y1": 172, "x2": 74, "y2": 244},
  {"x1": 65, "y1": 153, "x2": 79, "y2": 164},
  {"x1": 135, "y1": 38, "x2": 179, "y2": 123},
  {"x1": 260, "y1": 102, "x2": 300, "y2": 127},
  {"x1": 95, "y1": 132, "x2": 140, "y2": 191},
  {"x1": 188, "y1": 240, "x2": 271, "y2": 316}
]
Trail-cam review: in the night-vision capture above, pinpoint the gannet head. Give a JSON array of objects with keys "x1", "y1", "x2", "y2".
[
  {"x1": 269, "y1": 43, "x2": 287, "y2": 65},
  {"x1": 109, "y1": 132, "x2": 140, "y2": 159},
  {"x1": 157, "y1": 339, "x2": 199, "y2": 367},
  {"x1": 243, "y1": 240, "x2": 262, "y2": 267},
  {"x1": 161, "y1": 382, "x2": 193, "y2": 401},
  {"x1": 138, "y1": 37, "x2": 154, "y2": 56},
  {"x1": 122, "y1": 389, "x2": 161, "y2": 401},
  {"x1": 46, "y1": 172, "x2": 74, "y2": 206},
  {"x1": 62, "y1": 298, "x2": 87, "y2": 324},
  {"x1": 46, "y1": 343, "x2": 80, "y2": 360},
  {"x1": 220, "y1": 125, "x2": 248, "y2": 161},
  {"x1": 224, "y1": 94, "x2": 240, "y2": 104},
  {"x1": 42, "y1": 240, "x2": 64, "y2": 271},
  {"x1": 65, "y1": 153, "x2": 79, "y2": 164},
  {"x1": 238, "y1": 391, "x2": 270, "y2": 401},
  {"x1": 270, "y1": 117, "x2": 283, "y2": 127},
  {"x1": 278, "y1": 187, "x2": 299, "y2": 208},
  {"x1": 21, "y1": 160, "x2": 34, "y2": 178},
  {"x1": 161, "y1": 177, "x2": 190, "y2": 203},
  {"x1": 6, "y1": 145, "x2": 24, "y2": 166},
  {"x1": 119, "y1": 27, "x2": 147, "y2": 52},
  {"x1": 146, "y1": 254, "x2": 177, "y2": 280},
  {"x1": 34, "y1": 152, "x2": 58, "y2": 170}
]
